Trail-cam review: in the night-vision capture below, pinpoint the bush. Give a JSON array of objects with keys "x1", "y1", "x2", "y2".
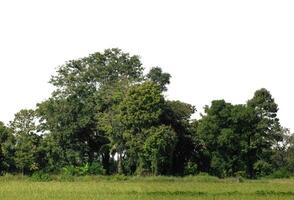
[
  {"x1": 62, "y1": 162, "x2": 106, "y2": 176},
  {"x1": 31, "y1": 172, "x2": 52, "y2": 182},
  {"x1": 88, "y1": 162, "x2": 106, "y2": 175},
  {"x1": 184, "y1": 162, "x2": 198, "y2": 176},
  {"x1": 62, "y1": 165, "x2": 77, "y2": 176},
  {"x1": 269, "y1": 168, "x2": 292, "y2": 179},
  {"x1": 254, "y1": 161, "x2": 272, "y2": 177}
]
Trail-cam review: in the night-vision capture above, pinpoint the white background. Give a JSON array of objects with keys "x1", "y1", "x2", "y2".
[{"x1": 0, "y1": 0, "x2": 293, "y2": 131}]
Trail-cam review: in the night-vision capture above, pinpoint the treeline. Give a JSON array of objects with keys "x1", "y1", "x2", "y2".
[{"x1": 0, "y1": 49, "x2": 293, "y2": 178}]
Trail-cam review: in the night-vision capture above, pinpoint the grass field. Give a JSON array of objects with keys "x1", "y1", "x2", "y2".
[{"x1": 0, "y1": 176, "x2": 294, "y2": 200}]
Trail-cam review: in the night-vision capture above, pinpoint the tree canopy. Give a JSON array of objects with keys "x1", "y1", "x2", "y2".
[{"x1": 0, "y1": 48, "x2": 292, "y2": 178}]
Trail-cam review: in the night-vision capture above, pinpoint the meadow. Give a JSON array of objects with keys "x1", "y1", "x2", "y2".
[{"x1": 0, "y1": 176, "x2": 294, "y2": 200}]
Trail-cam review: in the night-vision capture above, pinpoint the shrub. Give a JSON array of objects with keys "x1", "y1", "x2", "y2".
[
  {"x1": 31, "y1": 172, "x2": 52, "y2": 182},
  {"x1": 62, "y1": 165, "x2": 77, "y2": 176},
  {"x1": 269, "y1": 168, "x2": 292, "y2": 179},
  {"x1": 254, "y1": 161, "x2": 272, "y2": 177},
  {"x1": 184, "y1": 162, "x2": 198, "y2": 176},
  {"x1": 62, "y1": 162, "x2": 106, "y2": 176},
  {"x1": 88, "y1": 162, "x2": 105, "y2": 175}
]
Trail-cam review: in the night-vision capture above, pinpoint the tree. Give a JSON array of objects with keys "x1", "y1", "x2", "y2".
[
  {"x1": 0, "y1": 122, "x2": 15, "y2": 174},
  {"x1": 96, "y1": 81, "x2": 130, "y2": 174},
  {"x1": 37, "y1": 48, "x2": 144, "y2": 171},
  {"x1": 161, "y1": 100, "x2": 197, "y2": 175},
  {"x1": 246, "y1": 88, "x2": 282, "y2": 178},
  {"x1": 286, "y1": 138, "x2": 294, "y2": 172},
  {"x1": 119, "y1": 82, "x2": 166, "y2": 174},
  {"x1": 10, "y1": 109, "x2": 41, "y2": 175},
  {"x1": 197, "y1": 89, "x2": 283, "y2": 178},
  {"x1": 272, "y1": 128, "x2": 294, "y2": 174},
  {"x1": 50, "y1": 48, "x2": 143, "y2": 98},
  {"x1": 197, "y1": 100, "x2": 240, "y2": 177},
  {"x1": 143, "y1": 125, "x2": 177, "y2": 175},
  {"x1": 120, "y1": 81, "x2": 164, "y2": 130},
  {"x1": 146, "y1": 67, "x2": 171, "y2": 91}
]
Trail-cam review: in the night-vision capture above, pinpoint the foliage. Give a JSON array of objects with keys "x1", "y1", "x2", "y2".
[
  {"x1": 9, "y1": 110, "x2": 42, "y2": 175},
  {"x1": 0, "y1": 49, "x2": 292, "y2": 179},
  {"x1": 254, "y1": 160, "x2": 272, "y2": 177},
  {"x1": 62, "y1": 162, "x2": 105, "y2": 176},
  {"x1": 184, "y1": 162, "x2": 198, "y2": 176},
  {"x1": 0, "y1": 122, "x2": 15, "y2": 174},
  {"x1": 142, "y1": 125, "x2": 177, "y2": 175},
  {"x1": 146, "y1": 67, "x2": 171, "y2": 91},
  {"x1": 31, "y1": 171, "x2": 52, "y2": 182},
  {"x1": 269, "y1": 168, "x2": 292, "y2": 179}
]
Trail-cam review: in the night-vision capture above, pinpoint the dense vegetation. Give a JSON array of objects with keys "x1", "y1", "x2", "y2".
[{"x1": 0, "y1": 48, "x2": 293, "y2": 178}]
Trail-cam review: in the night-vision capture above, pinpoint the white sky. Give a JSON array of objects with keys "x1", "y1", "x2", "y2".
[{"x1": 0, "y1": 0, "x2": 293, "y2": 131}]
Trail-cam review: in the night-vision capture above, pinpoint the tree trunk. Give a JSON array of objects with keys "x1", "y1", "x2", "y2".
[
  {"x1": 117, "y1": 152, "x2": 123, "y2": 174},
  {"x1": 102, "y1": 151, "x2": 110, "y2": 175},
  {"x1": 247, "y1": 135, "x2": 256, "y2": 179}
]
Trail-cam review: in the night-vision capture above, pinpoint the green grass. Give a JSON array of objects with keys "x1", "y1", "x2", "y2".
[{"x1": 0, "y1": 175, "x2": 294, "y2": 199}]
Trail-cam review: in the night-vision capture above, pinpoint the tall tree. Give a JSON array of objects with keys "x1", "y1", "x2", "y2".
[
  {"x1": 96, "y1": 81, "x2": 130, "y2": 174},
  {"x1": 246, "y1": 88, "x2": 282, "y2": 177},
  {"x1": 162, "y1": 100, "x2": 197, "y2": 175},
  {"x1": 119, "y1": 81, "x2": 166, "y2": 174},
  {"x1": 0, "y1": 122, "x2": 15, "y2": 174},
  {"x1": 197, "y1": 100, "x2": 239, "y2": 177},
  {"x1": 10, "y1": 109, "x2": 41, "y2": 175},
  {"x1": 197, "y1": 89, "x2": 283, "y2": 178},
  {"x1": 37, "y1": 48, "x2": 144, "y2": 170}
]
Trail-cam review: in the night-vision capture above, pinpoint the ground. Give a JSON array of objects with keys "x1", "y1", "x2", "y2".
[{"x1": 0, "y1": 176, "x2": 294, "y2": 200}]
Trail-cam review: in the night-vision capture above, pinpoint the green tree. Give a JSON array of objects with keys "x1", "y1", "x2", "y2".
[
  {"x1": 143, "y1": 125, "x2": 177, "y2": 175},
  {"x1": 119, "y1": 82, "x2": 165, "y2": 174},
  {"x1": 246, "y1": 88, "x2": 282, "y2": 178},
  {"x1": 272, "y1": 128, "x2": 294, "y2": 174},
  {"x1": 10, "y1": 109, "x2": 41, "y2": 175},
  {"x1": 146, "y1": 67, "x2": 171, "y2": 91},
  {"x1": 120, "y1": 81, "x2": 164, "y2": 130},
  {"x1": 0, "y1": 122, "x2": 15, "y2": 174},
  {"x1": 96, "y1": 81, "x2": 130, "y2": 174},
  {"x1": 197, "y1": 100, "x2": 240, "y2": 177},
  {"x1": 197, "y1": 89, "x2": 283, "y2": 178},
  {"x1": 37, "y1": 48, "x2": 144, "y2": 171},
  {"x1": 162, "y1": 100, "x2": 197, "y2": 175}
]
